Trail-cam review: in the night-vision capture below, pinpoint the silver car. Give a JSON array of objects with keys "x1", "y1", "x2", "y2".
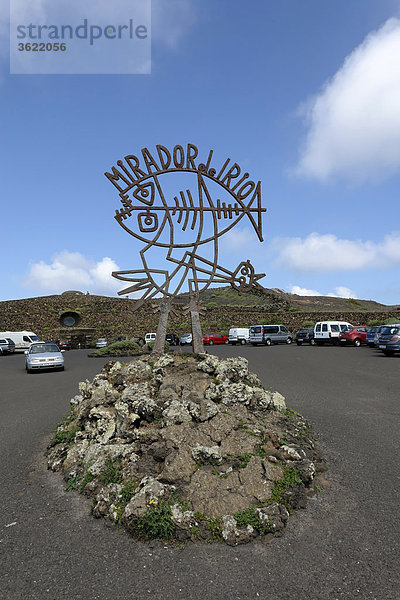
[
  {"x1": 95, "y1": 338, "x2": 108, "y2": 348},
  {"x1": 25, "y1": 342, "x2": 65, "y2": 373},
  {"x1": 180, "y1": 333, "x2": 192, "y2": 345},
  {"x1": 0, "y1": 337, "x2": 15, "y2": 354}
]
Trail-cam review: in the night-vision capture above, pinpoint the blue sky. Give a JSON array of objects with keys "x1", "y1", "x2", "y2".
[{"x1": 1, "y1": 0, "x2": 400, "y2": 304}]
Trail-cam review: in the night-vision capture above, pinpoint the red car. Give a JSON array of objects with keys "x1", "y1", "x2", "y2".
[
  {"x1": 58, "y1": 340, "x2": 71, "y2": 350},
  {"x1": 203, "y1": 333, "x2": 229, "y2": 345},
  {"x1": 338, "y1": 326, "x2": 369, "y2": 347}
]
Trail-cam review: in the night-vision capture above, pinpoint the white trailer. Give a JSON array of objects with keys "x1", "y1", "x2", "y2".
[{"x1": 0, "y1": 331, "x2": 41, "y2": 352}]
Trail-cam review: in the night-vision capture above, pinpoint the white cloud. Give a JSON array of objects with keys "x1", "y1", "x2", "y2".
[
  {"x1": 328, "y1": 286, "x2": 356, "y2": 299},
  {"x1": 288, "y1": 285, "x2": 356, "y2": 298},
  {"x1": 289, "y1": 285, "x2": 322, "y2": 296},
  {"x1": 296, "y1": 18, "x2": 400, "y2": 182},
  {"x1": 25, "y1": 251, "x2": 122, "y2": 296},
  {"x1": 274, "y1": 232, "x2": 400, "y2": 272}
]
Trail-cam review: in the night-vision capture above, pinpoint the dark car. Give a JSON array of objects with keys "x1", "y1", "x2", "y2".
[
  {"x1": 58, "y1": 340, "x2": 71, "y2": 350},
  {"x1": 338, "y1": 326, "x2": 369, "y2": 347},
  {"x1": 203, "y1": 333, "x2": 229, "y2": 345},
  {"x1": 295, "y1": 328, "x2": 315, "y2": 346},
  {"x1": 377, "y1": 325, "x2": 400, "y2": 356},
  {"x1": 166, "y1": 333, "x2": 179, "y2": 346},
  {"x1": 0, "y1": 337, "x2": 16, "y2": 354},
  {"x1": 366, "y1": 326, "x2": 382, "y2": 347}
]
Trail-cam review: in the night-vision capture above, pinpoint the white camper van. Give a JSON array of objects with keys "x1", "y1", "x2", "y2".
[
  {"x1": 228, "y1": 327, "x2": 249, "y2": 345},
  {"x1": 0, "y1": 331, "x2": 41, "y2": 352}
]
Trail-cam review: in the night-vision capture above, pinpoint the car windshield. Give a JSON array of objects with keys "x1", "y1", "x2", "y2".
[
  {"x1": 30, "y1": 344, "x2": 60, "y2": 354},
  {"x1": 381, "y1": 326, "x2": 399, "y2": 335}
]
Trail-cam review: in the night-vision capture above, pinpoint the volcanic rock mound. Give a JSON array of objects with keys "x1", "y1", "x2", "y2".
[{"x1": 47, "y1": 353, "x2": 324, "y2": 545}]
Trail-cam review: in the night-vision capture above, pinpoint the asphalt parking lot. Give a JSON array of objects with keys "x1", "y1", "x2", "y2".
[{"x1": 0, "y1": 345, "x2": 399, "y2": 600}]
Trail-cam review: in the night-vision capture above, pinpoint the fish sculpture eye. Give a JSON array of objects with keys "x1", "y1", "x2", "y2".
[{"x1": 138, "y1": 211, "x2": 158, "y2": 233}]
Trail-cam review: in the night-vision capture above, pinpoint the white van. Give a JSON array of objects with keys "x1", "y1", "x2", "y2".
[
  {"x1": 0, "y1": 330, "x2": 41, "y2": 352},
  {"x1": 314, "y1": 321, "x2": 353, "y2": 345},
  {"x1": 145, "y1": 332, "x2": 157, "y2": 344},
  {"x1": 229, "y1": 327, "x2": 249, "y2": 345}
]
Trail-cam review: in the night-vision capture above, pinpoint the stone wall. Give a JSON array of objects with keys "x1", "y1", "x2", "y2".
[{"x1": 0, "y1": 292, "x2": 398, "y2": 348}]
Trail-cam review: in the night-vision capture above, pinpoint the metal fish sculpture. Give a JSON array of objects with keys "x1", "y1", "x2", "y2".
[{"x1": 105, "y1": 144, "x2": 266, "y2": 307}]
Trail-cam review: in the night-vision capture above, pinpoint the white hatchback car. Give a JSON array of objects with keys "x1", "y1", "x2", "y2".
[{"x1": 25, "y1": 342, "x2": 65, "y2": 373}]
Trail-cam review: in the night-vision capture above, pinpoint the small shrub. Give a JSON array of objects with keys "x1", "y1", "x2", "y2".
[
  {"x1": 238, "y1": 453, "x2": 253, "y2": 469},
  {"x1": 234, "y1": 506, "x2": 274, "y2": 535},
  {"x1": 51, "y1": 424, "x2": 81, "y2": 446},
  {"x1": 79, "y1": 469, "x2": 95, "y2": 492},
  {"x1": 100, "y1": 457, "x2": 123, "y2": 485},
  {"x1": 135, "y1": 499, "x2": 175, "y2": 540},
  {"x1": 114, "y1": 480, "x2": 138, "y2": 525},
  {"x1": 205, "y1": 516, "x2": 222, "y2": 540},
  {"x1": 302, "y1": 321, "x2": 314, "y2": 328},
  {"x1": 270, "y1": 465, "x2": 302, "y2": 505},
  {"x1": 93, "y1": 340, "x2": 141, "y2": 356},
  {"x1": 385, "y1": 317, "x2": 400, "y2": 325}
]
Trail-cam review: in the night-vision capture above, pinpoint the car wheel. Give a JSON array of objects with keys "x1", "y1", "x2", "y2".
[
  {"x1": 209, "y1": 340, "x2": 214, "y2": 345},
  {"x1": 296, "y1": 341, "x2": 302, "y2": 346},
  {"x1": 240, "y1": 339, "x2": 246, "y2": 345},
  {"x1": 354, "y1": 338, "x2": 361, "y2": 347},
  {"x1": 224, "y1": 339, "x2": 229, "y2": 344},
  {"x1": 310, "y1": 338, "x2": 316, "y2": 346},
  {"x1": 265, "y1": 339, "x2": 271, "y2": 346},
  {"x1": 286, "y1": 338, "x2": 292, "y2": 344}
]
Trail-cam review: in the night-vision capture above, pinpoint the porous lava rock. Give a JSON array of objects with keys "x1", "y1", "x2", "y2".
[{"x1": 47, "y1": 353, "x2": 325, "y2": 545}]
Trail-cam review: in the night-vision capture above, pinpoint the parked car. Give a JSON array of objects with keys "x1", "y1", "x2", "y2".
[
  {"x1": 377, "y1": 324, "x2": 400, "y2": 356},
  {"x1": 314, "y1": 321, "x2": 353, "y2": 345},
  {"x1": 25, "y1": 342, "x2": 65, "y2": 373},
  {"x1": 366, "y1": 326, "x2": 383, "y2": 347},
  {"x1": 166, "y1": 333, "x2": 180, "y2": 346},
  {"x1": 249, "y1": 324, "x2": 292, "y2": 346},
  {"x1": 338, "y1": 326, "x2": 369, "y2": 346},
  {"x1": 228, "y1": 327, "x2": 249, "y2": 345},
  {"x1": 0, "y1": 337, "x2": 16, "y2": 354},
  {"x1": 180, "y1": 333, "x2": 192, "y2": 345},
  {"x1": 145, "y1": 333, "x2": 157, "y2": 345},
  {"x1": 131, "y1": 336, "x2": 145, "y2": 347},
  {"x1": 203, "y1": 332, "x2": 229, "y2": 345},
  {"x1": 58, "y1": 340, "x2": 71, "y2": 350},
  {"x1": 95, "y1": 338, "x2": 108, "y2": 348},
  {"x1": 373, "y1": 325, "x2": 387, "y2": 347},
  {"x1": 295, "y1": 328, "x2": 315, "y2": 346}
]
